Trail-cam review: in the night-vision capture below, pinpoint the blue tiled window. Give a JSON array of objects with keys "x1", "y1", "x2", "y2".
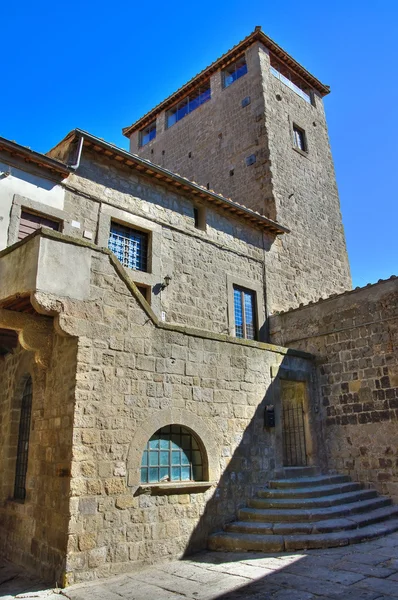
[
  {"x1": 141, "y1": 426, "x2": 203, "y2": 484},
  {"x1": 233, "y1": 286, "x2": 256, "y2": 340},
  {"x1": 223, "y1": 56, "x2": 248, "y2": 88},
  {"x1": 108, "y1": 222, "x2": 148, "y2": 272},
  {"x1": 166, "y1": 83, "x2": 211, "y2": 128},
  {"x1": 139, "y1": 121, "x2": 156, "y2": 147}
]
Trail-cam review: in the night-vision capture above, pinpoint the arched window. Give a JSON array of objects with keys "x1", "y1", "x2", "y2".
[
  {"x1": 141, "y1": 425, "x2": 203, "y2": 484},
  {"x1": 14, "y1": 376, "x2": 33, "y2": 501}
]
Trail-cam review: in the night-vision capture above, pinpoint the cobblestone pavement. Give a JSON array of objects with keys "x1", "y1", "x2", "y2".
[{"x1": 1, "y1": 533, "x2": 398, "y2": 600}]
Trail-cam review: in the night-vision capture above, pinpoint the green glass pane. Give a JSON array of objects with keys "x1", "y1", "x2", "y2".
[
  {"x1": 172, "y1": 451, "x2": 180, "y2": 465},
  {"x1": 193, "y1": 466, "x2": 203, "y2": 480},
  {"x1": 181, "y1": 451, "x2": 190, "y2": 466},
  {"x1": 192, "y1": 450, "x2": 202, "y2": 465},
  {"x1": 181, "y1": 467, "x2": 191, "y2": 481},
  {"x1": 160, "y1": 426, "x2": 171, "y2": 434},
  {"x1": 171, "y1": 435, "x2": 180, "y2": 449},
  {"x1": 170, "y1": 425, "x2": 180, "y2": 435},
  {"x1": 159, "y1": 437, "x2": 169, "y2": 450},
  {"x1": 140, "y1": 468, "x2": 148, "y2": 483},
  {"x1": 181, "y1": 435, "x2": 191, "y2": 449},
  {"x1": 149, "y1": 451, "x2": 159, "y2": 466},
  {"x1": 149, "y1": 467, "x2": 159, "y2": 482},
  {"x1": 141, "y1": 451, "x2": 148, "y2": 466},
  {"x1": 149, "y1": 437, "x2": 159, "y2": 450},
  {"x1": 160, "y1": 451, "x2": 170, "y2": 466},
  {"x1": 191, "y1": 437, "x2": 199, "y2": 450},
  {"x1": 160, "y1": 467, "x2": 169, "y2": 480},
  {"x1": 171, "y1": 466, "x2": 180, "y2": 480}
]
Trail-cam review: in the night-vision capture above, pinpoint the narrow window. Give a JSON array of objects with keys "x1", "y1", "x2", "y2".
[
  {"x1": 140, "y1": 425, "x2": 203, "y2": 483},
  {"x1": 14, "y1": 377, "x2": 33, "y2": 501},
  {"x1": 139, "y1": 121, "x2": 156, "y2": 147},
  {"x1": 136, "y1": 284, "x2": 150, "y2": 303},
  {"x1": 108, "y1": 222, "x2": 149, "y2": 272},
  {"x1": 293, "y1": 125, "x2": 307, "y2": 152},
  {"x1": 18, "y1": 210, "x2": 60, "y2": 241},
  {"x1": 270, "y1": 55, "x2": 312, "y2": 104},
  {"x1": 223, "y1": 56, "x2": 248, "y2": 88},
  {"x1": 233, "y1": 286, "x2": 256, "y2": 340},
  {"x1": 193, "y1": 206, "x2": 206, "y2": 231},
  {"x1": 166, "y1": 82, "x2": 211, "y2": 128}
]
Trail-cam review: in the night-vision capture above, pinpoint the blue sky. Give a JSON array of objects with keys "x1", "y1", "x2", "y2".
[{"x1": 1, "y1": 0, "x2": 397, "y2": 287}]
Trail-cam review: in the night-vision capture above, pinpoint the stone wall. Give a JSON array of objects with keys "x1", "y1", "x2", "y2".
[
  {"x1": 0, "y1": 332, "x2": 78, "y2": 582},
  {"x1": 30, "y1": 240, "x2": 316, "y2": 584},
  {"x1": 270, "y1": 277, "x2": 398, "y2": 501}
]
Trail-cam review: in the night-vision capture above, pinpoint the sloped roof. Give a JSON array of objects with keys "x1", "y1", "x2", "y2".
[
  {"x1": 122, "y1": 26, "x2": 330, "y2": 138},
  {"x1": 0, "y1": 135, "x2": 71, "y2": 177}
]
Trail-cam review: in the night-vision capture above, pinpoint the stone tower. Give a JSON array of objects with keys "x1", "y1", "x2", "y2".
[{"x1": 123, "y1": 28, "x2": 351, "y2": 310}]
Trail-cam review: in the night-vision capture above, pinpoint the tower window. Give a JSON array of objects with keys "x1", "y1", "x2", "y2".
[
  {"x1": 223, "y1": 56, "x2": 248, "y2": 88},
  {"x1": 139, "y1": 121, "x2": 156, "y2": 147},
  {"x1": 140, "y1": 425, "x2": 204, "y2": 483},
  {"x1": 293, "y1": 125, "x2": 307, "y2": 152},
  {"x1": 233, "y1": 286, "x2": 257, "y2": 340},
  {"x1": 270, "y1": 55, "x2": 312, "y2": 104},
  {"x1": 108, "y1": 222, "x2": 148, "y2": 272},
  {"x1": 14, "y1": 377, "x2": 33, "y2": 501},
  {"x1": 166, "y1": 83, "x2": 211, "y2": 128}
]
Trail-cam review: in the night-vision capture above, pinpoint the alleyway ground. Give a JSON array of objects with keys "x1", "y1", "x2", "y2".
[{"x1": 1, "y1": 532, "x2": 398, "y2": 600}]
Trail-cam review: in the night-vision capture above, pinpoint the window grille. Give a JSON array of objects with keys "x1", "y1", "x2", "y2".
[
  {"x1": 141, "y1": 425, "x2": 203, "y2": 483},
  {"x1": 108, "y1": 222, "x2": 148, "y2": 272},
  {"x1": 14, "y1": 377, "x2": 33, "y2": 501},
  {"x1": 233, "y1": 286, "x2": 256, "y2": 340}
]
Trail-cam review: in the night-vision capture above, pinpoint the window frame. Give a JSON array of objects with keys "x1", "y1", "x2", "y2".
[
  {"x1": 233, "y1": 285, "x2": 257, "y2": 340},
  {"x1": 222, "y1": 55, "x2": 248, "y2": 89},
  {"x1": 227, "y1": 275, "x2": 266, "y2": 342},
  {"x1": 166, "y1": 82, "x2": 211, "y2": 129},
  {"x1": 18, "y1": 208, "x2": 61, "y2": 241},
  {"x1": 139, "y1": 121, "x2": 157, "y2": 148},
  {"x1": 108, "y1": 221, "x2": 150, "y2": 273},
  {"x1": 292, "y1": 124, "x2": 308, "y2": 155}
]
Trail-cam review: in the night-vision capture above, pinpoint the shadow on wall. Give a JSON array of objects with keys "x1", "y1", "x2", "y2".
[{"x1": 182, "y1": 353, "x2": 320, "y2": 556}]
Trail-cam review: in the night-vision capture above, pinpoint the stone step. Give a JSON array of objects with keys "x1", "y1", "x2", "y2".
[
  {"x1": 239, "y1": 496, "x2": 392, "y2": 522},
  {"x1": 225, "y1": 505, "x2": 398, "y2": 536},
  {"x1": 208, "y1": 518, "x2": 398, "y2": 553},
  {"x1": 275, "y1": 466, "x2": 320, "y2": 479},
  {"x1": 249, "y1": 488, "x2": 377, "y2": 510},
  {"x1": 258, "y1": 481, "x2": 363, "y2": 499},
  {"x1": 269, "y1": 474, "x2": 351, "y2": 489}
]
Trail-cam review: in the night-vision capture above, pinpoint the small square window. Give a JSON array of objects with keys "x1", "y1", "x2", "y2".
[
  {"x1": 293, "y1": 125, "x2": 307, "y2": 152},
  {"x1": 223, "y1": 56, "x2": 248, "y2": 88},
  {"x1": 233, "y1": 285, "x2": 257, "y2": 340},
  {"x1": 108, "y1": 222, "x2": 149, "y2": 272},
  {"x1": 139, "y1": 121, "x2": 156, "y2": 147}
]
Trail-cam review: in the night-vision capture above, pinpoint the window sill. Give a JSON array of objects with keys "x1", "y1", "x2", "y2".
[
  {"x1": 136, "y1": 481, "x2": 216, "y2": 495},
  {"x1": 292, "y1": 146, "x2": 309, "y2": 159}
]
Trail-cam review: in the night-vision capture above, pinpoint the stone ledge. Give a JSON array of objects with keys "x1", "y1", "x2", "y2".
[{"x1": 136, "y1": 481, "x2": 216, "y2": 495}]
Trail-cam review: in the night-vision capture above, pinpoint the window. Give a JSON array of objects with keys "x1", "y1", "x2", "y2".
[
  {"x1": 141, "y1": 425, "x2": 203, "y2": 483},
  {"x1": 193, "y1": 206, "x2": 206, "y2": 230},
  {"x1": 108, "y1": 222, "x2": 148, "y2": 272},
  {"x1": 139, "y1": 121, "x2": 156, "y2": 147},
  {"x1": 136, "y1": 284, "x2": 150, "y2": 303},
  {"x1": 270, "y1": 55, "x2": 312, "y2": 104},
  {"x1": 223, "y1": 56, "x2": 248, "y2": 88},
  {"x1": 166, "y1": 82, "x2": 211, "y2": 128},
  {"x1": 293, "y1": 125, "x2": 307, "y2": 152},
  {"x1": 18, "y1": 210, "x2": 60, "y2": 241},
  {"x1": 14, "y1": 377, "x2": 33, "y2": 501},
  {"x1": 233, "y1": 285, "x2": 256, "y2": 340}
]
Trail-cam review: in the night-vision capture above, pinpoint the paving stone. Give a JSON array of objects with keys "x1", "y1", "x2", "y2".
[
  {"x1": 334, "y1": 559, "x2": 396, "y2": 579},
  {"x1": 282, "y1": 563, "x2": 366, "y2": 585},
  {"x1": 355, "y1": 576, "x2": 398, "y2": 597}
]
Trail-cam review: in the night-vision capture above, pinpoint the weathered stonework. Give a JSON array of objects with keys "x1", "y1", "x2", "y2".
[{"x1": 270, "y1": 277, "x2": 398, "y2": 501}]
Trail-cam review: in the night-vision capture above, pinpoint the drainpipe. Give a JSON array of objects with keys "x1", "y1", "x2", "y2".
[{"x1": 68, "y1": 134, "x2": 84, "y2": 170}]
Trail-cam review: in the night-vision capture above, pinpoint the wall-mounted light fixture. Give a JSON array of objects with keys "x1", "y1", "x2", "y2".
[{"x1": 160, "y1": 274, "x2": 172, "y2": 290}]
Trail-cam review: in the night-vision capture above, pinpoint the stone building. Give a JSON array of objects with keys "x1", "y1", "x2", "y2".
[{"x1": 0, "y1": 28, "x2": 397, "y2": 587}]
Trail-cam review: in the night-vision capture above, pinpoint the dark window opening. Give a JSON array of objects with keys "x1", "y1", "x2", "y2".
[
  {"x1": 233, "y1": 285, "x2": 257, "y2": 340},
  {"x1": 140, "y1": 425, "x2": 204, "y2": 483},
  {"x1": 14, "y1": 377, "x2": 33, "y2": 501},
  {"x1": 108, "y1": 222, "x2": 149, "y2": 272},
  {"x1": 223, "y1": 56, "x2": 248, "y2": 88},
  {"x1": 193, "y1": 206, "x2": 206, "y2": 231},
  {"x1": 18, "y1": 210, "x2": 60, "y2": 241},
  {"x1": 136, "y1": 284, "x2": 150, "y2": 303}
]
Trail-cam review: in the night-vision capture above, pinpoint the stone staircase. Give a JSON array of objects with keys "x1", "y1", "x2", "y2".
[{"x1": 209, "y1": 467, "x2": 398, "y2": 552}]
